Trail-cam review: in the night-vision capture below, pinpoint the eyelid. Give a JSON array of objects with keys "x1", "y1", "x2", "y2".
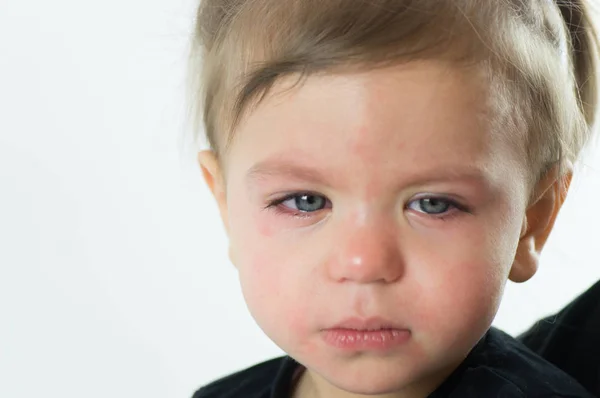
[
  {"x1": 264, "y1": 191, "x2": 331, "y2": 213},
  {"x1": 263, "y1": 192, "x2": 330, "y2": 220},
  {"x1": 405, "y1": 196, "x2": 469, "y2": 220},
  {"x1": 409, "y1": 194, "x2": 457, "y2": 206},
  {"x1": 267, "y1": 191, "x2": 327, "y2": 206}
]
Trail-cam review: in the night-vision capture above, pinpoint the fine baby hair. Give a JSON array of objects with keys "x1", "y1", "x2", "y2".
[{"x1": 187, "y1": 0, "x2": 598, "y2": 190}]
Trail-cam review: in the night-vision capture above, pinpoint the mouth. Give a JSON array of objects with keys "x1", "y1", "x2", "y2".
[
  {"x1": 320, "y1": 317, "x2": 411, "y2": 351},
  {"x1": 324, "y1": 316, "x2": 408, "y2": 332}
]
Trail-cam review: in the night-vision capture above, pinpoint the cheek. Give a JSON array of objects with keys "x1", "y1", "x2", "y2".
[
  {"x1": 229, "y1": 205, "x2": 315, "y2": 347},
  {"x1": 237, "y1": 249, "x2": 315, "y2": 351},
  {"x1": 411, "y1": 218, "x2": 520, "y2": 335},
  {"x1": 254, "y1": 210, "x2": 278, "y2": 237},
  {"x1": 236, "y1": 249, "x2": 284, "y2": 329},
  {"x1": 442, "y1": 261, "x2": 506, "y2": 314},
  {"x1": 407, "y1": 257, "x2": 507, "y2": 359},
  {"x1": 227, "y1": 198, "x2": 277, "y2": 318},
  {"x1": 414, "y1": 261, "x2": 503, "y2": 320}
]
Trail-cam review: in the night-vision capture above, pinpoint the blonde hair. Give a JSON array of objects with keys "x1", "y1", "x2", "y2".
[{"x1": 186, "y1": 0, "x2": 599, "y2": 190}]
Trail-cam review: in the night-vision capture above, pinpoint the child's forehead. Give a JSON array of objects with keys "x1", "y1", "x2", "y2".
[
  {"x1": 240, "y1": 62, "x2": 494, "y2": 148},
  {"x1": 228, "y1": 64, "x2": 526, "y2": 196}
]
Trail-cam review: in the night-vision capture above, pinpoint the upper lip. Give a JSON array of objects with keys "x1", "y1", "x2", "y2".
[{"x1": 326, "y1": 316, "x2": 407, "y2": 331}]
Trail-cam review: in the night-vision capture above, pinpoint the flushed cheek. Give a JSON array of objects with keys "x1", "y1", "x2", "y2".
[
  {"x1": 235, "y1": 247, "x2": 315, "y2": 350},
  {"x1": 428, "y1": 218, "x2": 519, "y2": 334},
  {"x1": 420, "y1": 260, "x2": 506, "y2": 341},
  {"x1": 254, "y1": 209, "x2": 279, "y2": 237}
]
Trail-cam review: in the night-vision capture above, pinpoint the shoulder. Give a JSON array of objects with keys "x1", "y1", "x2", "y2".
[
  {"x1": 191, "y1": 356, "x2": 292, "y2": 398},
  {"x1": 518, "y1": 280, "x2": 600, "y2": 397},
  {"x1": 448, "y1": 327, "x2": 594, "y2": 398}
]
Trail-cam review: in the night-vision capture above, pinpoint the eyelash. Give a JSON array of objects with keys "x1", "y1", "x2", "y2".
[{"x1": 263, "y1": 192, "x2": 469, "y2": 221}]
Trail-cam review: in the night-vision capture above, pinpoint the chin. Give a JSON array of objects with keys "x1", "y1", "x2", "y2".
[
  {"x1": 327, "y1": 374, "x2": 421, "y2": 396},
  {"x1": 311, "y1": 360, "x2": 432, "y2": 396}
]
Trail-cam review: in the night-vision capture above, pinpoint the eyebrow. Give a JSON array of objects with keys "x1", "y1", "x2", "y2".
[
  {"x1": 245, "y1": 157, "x2": 490, "y2": 189},
  {"x1": 246, "y1": 158, "x2": 331, "y2": 186}
]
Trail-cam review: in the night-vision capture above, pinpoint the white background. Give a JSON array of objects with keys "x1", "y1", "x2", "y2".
[{"x1": 1, "y1": 1, "x2": 599, "y2": 397}]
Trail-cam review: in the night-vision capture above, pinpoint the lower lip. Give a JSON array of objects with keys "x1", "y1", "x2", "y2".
[{"x1": 322, "y1": 328, "x2": 411, "y2": 351}]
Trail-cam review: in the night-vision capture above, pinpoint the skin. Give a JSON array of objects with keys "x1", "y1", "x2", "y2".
[{"x1": 199, "y1": 61, "x2": 570, "y2": 398}]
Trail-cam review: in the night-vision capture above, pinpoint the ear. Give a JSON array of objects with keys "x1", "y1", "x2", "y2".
[
  {"x1": 198, "y1": 150, "x2": 230, "y2": 236},
  {"x1": 509, "y1": 164, "x2": 572, "y2": 283}
]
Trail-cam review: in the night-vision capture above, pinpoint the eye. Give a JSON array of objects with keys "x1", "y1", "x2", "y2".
[
  {"x1": 265, "y1": 192, "x2": 330, "y2": 217},
  {"x1": 406, "y1": 197, "x2": 464, "y2": 218},
  {"x1": 265, "y1": 193, "x2": 467, "y2": 220}
]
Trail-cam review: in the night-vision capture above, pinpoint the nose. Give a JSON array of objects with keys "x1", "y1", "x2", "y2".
[{"x1": 327, "y1": 217, "x2": 405, "y2": 284}]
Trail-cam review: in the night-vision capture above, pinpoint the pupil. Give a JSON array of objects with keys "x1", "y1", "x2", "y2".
[
  {"x1": 296, "y1": 195, "x2": 324, "y2": 212},
  {"x1": 421, "y1": 198, "x2": 448, "y2": 214}
]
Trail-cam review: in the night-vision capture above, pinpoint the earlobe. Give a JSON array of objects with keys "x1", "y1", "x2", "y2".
[
  {"x1": 509, "y1": 165, "x2": 571, "y2": 283},
  {"x1": 510, "y1": 236, "x2": 539, "y2": 283},
  {"x1": 197, "y1": 150, "x2": 230, "y2": 235}
]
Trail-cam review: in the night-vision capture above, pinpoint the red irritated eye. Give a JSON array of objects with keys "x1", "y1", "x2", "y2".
[
  {"x1": 264, "y1": 192, "x2": 330, "y2": 218},
  {"x1": 264, "y1": 192, "x2": 469, "y2": 221}
]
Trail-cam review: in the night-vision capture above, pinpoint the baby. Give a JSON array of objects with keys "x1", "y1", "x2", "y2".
[{"x1": 188, "y1": 0, "x2": 599, "y2": 397}]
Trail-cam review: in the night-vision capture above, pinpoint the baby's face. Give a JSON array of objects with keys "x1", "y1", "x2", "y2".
[{"x1": 216, "y1": 62, "x2": 531, "y2": 395}]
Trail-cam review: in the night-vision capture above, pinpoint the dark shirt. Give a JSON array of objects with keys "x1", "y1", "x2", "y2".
[
  {"x1": 193, "y1": 327, "x2": 593, "y2": 398},
  {"x1": 518, "y1": 279, "x2": 600, "y2": 397}
]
